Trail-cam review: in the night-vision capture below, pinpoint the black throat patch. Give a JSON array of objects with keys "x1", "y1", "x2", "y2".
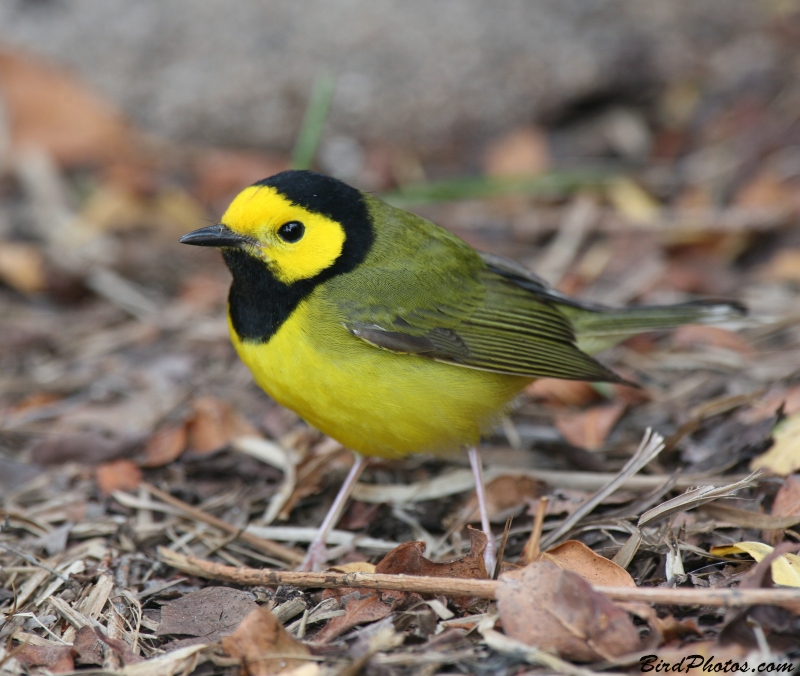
[{"x1": 224, "y1": 171, "x2": 374, "y2": 343}]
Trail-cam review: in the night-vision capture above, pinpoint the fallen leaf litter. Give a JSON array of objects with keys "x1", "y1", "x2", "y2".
[{"x1": 2, "y1": 43, "x2": 800, "y2": 674}]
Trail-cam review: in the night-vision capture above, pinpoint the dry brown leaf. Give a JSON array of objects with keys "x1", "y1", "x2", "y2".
[
  {"x1": 157, "y1": 587, "x2": 258, "y2": 641},
  {"x1": 554, "y1": 402, "x2": 626, "y2": 450},
  {"x1": 315, "y1": 591, "x2": 396, "y2": 643},
  {"x1": 30, "y1": 432, "x2": 130, "y2": 466},
  {"x1": 526, "y1": 378, "x2": 601, "y2": 407},
  {"x1": 338, "y1": 500, "x2": 382, "y2": 530},
  {"x1": 674, "y1": 183, "x2": 713, "y2": 210},
  {"x1": 772, "y1": 475, "x2": 800, "y2": 519},
  {"x1": 93, "y1": 628, "x2": 144, "y2": 666},
  {"x1": 671, "y1": 324, "x2": 755, "y2": 355},
  {"x1": 141, "y1": 424, "x2": 188, "y2": 468},
  {"x1": 735, "y1": 169, "x2": 796, "y2": 211},
  {"x1": 221, "y1": 606, "x2": 310, "y2": 676},
  {"x1": 651, "y1": 614, "x2": 703, "y2": 646},
  {"x1": 751, "y1": 411, "x2": 800, "y2": 476},
  {"x1": 96, "y1": 458, "x2": 142, "y2": 496},
  {"x1": 329, "y1": 561, "x2": 377, "y2": 574},
  {"x1": 0, "y1": 49, "x2": 134, "y2": 166},
  {"x1": 186, "y1": 396, "x2": 261, "y2": 455},
  {"x1": 541, "y1": 540, "x2": 636, "y2": 588},
  {"x1": 497, "y1": 561, "x2": 640, "y2": 662},
  {"x1": 763, "y1": 249, "x2": 800, "y2": 282},
  {"x1": 484, "y1": 126, "x2": 549, "y2": 177},
  {"x1": 10, "y1": 392, "x2": 62, "y2": 413},
  {"x1": 460, "y1": 475, "x2": 544, "y2": 523},
  {"x1": 0, "y1": 241, "x2": 47, "y2": 294},
  {"x1": 376, "y1": 526, "x2": 488, "y2": 580},
  {"x1": 71, "y1": 625, "x2": 104, "y2": 666},
  {"x1": 741, "y1": 386, "x2": 800, "y2": 423},
  {"x1": 13, "y1": 643, "x2": 74, "y2": 673}
]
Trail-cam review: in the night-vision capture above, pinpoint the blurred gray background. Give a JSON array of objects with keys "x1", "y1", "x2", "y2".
[{"x1": 0, "y1": 0, "x2": 783, "y2": 159}]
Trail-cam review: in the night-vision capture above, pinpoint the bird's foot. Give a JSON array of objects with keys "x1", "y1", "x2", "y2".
[{"x1": 298, "y1": 539, "x2": 329, "y2": 572}]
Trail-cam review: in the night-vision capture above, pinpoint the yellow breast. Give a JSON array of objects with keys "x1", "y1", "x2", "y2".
[{"x1": 229, "y1": 293, "x2": 530, "y2": 459}]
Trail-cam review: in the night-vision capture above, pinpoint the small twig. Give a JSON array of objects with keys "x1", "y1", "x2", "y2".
[
  {"x1": 138, "y1": 483, "x2": 303, "y2": 565},
  {"x1": 159, "y1": 547, "x2": 800, "y2": 609},
  {"x1": 536, "y1": 195, "x2": 597, "y2": 285},
  {"x1": 0, "y1": 543, "x2": 69, "y2": 582},
  {"x1": 492, "y1": 517, "x2": 513, "y2": 580},
  {"x1": 521, "y1": 497, "x2": 549, "y2": 564}
]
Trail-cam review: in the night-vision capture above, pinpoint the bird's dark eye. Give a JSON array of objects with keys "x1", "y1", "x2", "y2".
[{"x1": 277, "y1": 221, "x2": 305, "y2": 243}]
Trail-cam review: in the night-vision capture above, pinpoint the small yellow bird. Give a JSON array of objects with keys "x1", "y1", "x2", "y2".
[{"x1": 181, "y1": 170, "x2": 744, "y2": 570}]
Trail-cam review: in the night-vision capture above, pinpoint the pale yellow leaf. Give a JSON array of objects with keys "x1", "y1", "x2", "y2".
[
  {"x1": 328, "y1": 561, "x2": 376, "y2": 574},
  {"x1": 0, "y1": 242, "x2": 46, "y2": 293},
  {"x1": 750, "y1": 411, "x2": 800, "y2": 476},
  {"x1": 709, "y1": 541, "x2": 800, "y2": 587},
  {"x1": 607, "y1": 177, "x2": 660, "y2": 226}
]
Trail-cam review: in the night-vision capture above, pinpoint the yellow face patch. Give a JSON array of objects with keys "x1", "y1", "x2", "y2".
[{"x1": 221, "y1": 185, "x2": 346, "y2": 284}]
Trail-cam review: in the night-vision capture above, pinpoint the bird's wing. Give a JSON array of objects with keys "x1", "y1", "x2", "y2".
[{"x1": 333, "y1": 231, "x2": 621, "y2": 382}]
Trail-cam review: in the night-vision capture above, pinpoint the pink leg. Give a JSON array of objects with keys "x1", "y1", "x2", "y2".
[
  {"x1": 468, "y1": 446, "x2": 497, "y2": 574},
  {"x1": 299, "y1": 454, "x2": 369, "y2": 572}
]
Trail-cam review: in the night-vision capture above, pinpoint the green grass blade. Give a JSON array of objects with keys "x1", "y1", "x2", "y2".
[
  {"x1": 381, "y1": 170, "x2": 612, "y2": 208},
  {"x1": 290, "y1": 72, "x2": 337, "y2": 171}
]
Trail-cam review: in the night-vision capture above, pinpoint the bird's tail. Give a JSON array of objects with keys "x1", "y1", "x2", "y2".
[{"x1": 559, "y1": 300, "x2": 747, "y2": 355}]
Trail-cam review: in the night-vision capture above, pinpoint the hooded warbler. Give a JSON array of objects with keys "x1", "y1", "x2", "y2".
[{"x1": 181, "y1": 170, "x2": 744, "y2": 570}]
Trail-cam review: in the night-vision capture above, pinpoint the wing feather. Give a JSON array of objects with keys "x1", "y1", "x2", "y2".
[{"x1": 334, "y1": 198, "x2": 623, "y2": 382}]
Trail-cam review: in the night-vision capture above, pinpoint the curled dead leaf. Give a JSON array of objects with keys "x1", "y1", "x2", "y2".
[
  {"x1": 0, "y1": 241, "x2": 47, "y2": 294},
  {"x1": 141, "y1": 424, "x2": 187, "y2": 468},
  {"x1": 554, "y1": 402, "x2": 626, "y2": 451},
  {"x1": 376, "y1": 526, "x2": 488, "y2": 580},
  {"x1": 315, "y1": 591, "x2": 396, "y2": 643},
  {"x1": 541, "y1": 540, "x2": 636, "y2": 588},
  {"x1": 72, "y1": 625, "x2": 104, "y2": 666},
  {"x1": 526, "y1": 378, "x2": 601, "y2": 407},
  {"x1": 459, "y1": 475, "x2": 544, "y2": 524},
  {"x1": 221, "y1": 607, "x2": 310, "y2": 676},
  {"x1": 0, "y1": 48, "x2": 135, "y2": 166},
  {"x1": 772, "y1": 475, "x2": 800, "y2": 519},
  {"x1": 484, "y1": 126, "x2": 549, "y2": 177},
  {"x1": 186, "y1": 397, "x2": 260, "y2": 455},
  {"x1": 375, "y1": 527, "x2": 488, "y2": 609},
  {"x1": 496, "y1": 561, "x2": 640, "y2": 662},
  {"x1": 96, "y1": 458, "x2": 142, "y2": 496}
]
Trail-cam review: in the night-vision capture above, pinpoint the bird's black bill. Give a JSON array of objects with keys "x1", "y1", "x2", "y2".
[{"x1": 179, "y1": 224, "x2": 248, "y2": 248}]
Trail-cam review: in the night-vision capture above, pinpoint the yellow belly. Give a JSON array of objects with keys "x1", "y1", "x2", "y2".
[{"x1": 229, "y1": 295, "x2": 530, "y2": 459}]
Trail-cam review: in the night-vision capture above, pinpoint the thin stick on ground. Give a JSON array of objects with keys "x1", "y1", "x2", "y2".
[
  {"x1": 159, "y1": 547, "x2": 800, "y2": 609},
  {"x1": 138, "y1": 483, "x2": 304, "y2": 565},
  {"x1": 492, "y1": 516, "x2": 513, "y2": 580},
  {"x1": 521, "y1": 497, "x2": 548, "y2": 564}
]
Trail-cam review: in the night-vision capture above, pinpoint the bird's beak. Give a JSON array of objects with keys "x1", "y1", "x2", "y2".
[{"x1": 179, "y1": 224, "x2": 248, "y2": 248}]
